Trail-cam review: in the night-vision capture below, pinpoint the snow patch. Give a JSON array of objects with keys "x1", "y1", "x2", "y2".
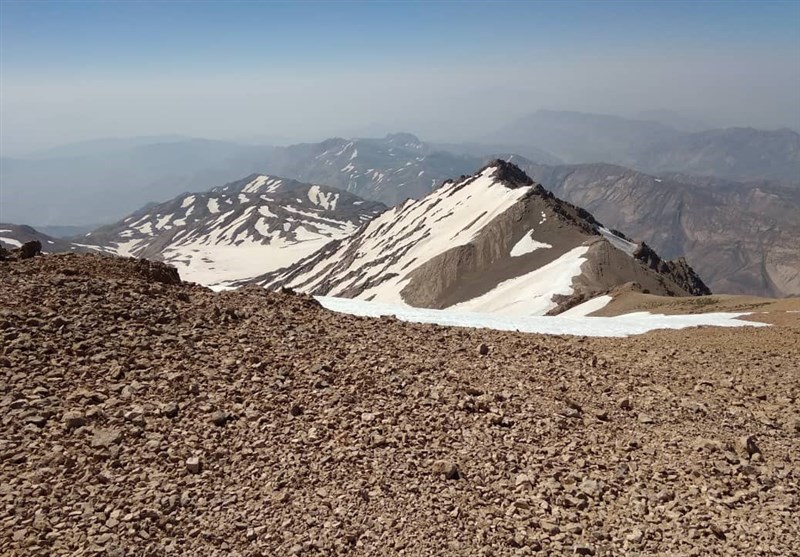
[
  {"x1": 449, "y1": 246, "x2": 590, "y2": 316},
  {"x1": 510, "y1": 232, "x2": 552, "y2": 257},
  {"x1": 0, "y1": 237, "x2": 22, "y2": 247},
  {"x1": 317, "y1": 297, "x2": 767, "y2": 338},
  {"x1": 559, "y1": 295, "x2": 613, "y2": 317}
]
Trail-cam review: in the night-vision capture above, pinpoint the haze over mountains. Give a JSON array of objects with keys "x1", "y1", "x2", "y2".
[
  {"x1": 3, "y1": 110, "x2": 798, "y2": 226},
  {"x1": 1, "y1": 109, "x2": 798, "y2": 299}
]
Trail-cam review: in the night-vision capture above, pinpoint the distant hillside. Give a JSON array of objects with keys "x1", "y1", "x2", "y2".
[
  {"x1": 79, "y1": 174, "x2": 385, "y2": 290},
  {"x1": 493, "y1": 110, "x2": 800, "y2": 183},
  {"x1": 514, "y1": 161, "x2": 800, "y2": 298}
]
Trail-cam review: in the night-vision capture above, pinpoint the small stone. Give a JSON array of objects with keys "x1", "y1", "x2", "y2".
[
  {"x1": 478, "y1": 343, "x2": 489, "y2": 356},
  {"x1": 515, "y1": 473, "x2": 532, "y2": 489},
  {"x1": 637, "y1": 413, "x2": 655, "y2": 424},
  {"x1": 579, "y1": 479, "x2": 600, "y2": 497},
  {"x1": 626, "y1": 529, "x2": 644, "y2": 544},
  {"x1": 26, "y1": 415, "x2": 48, "y2": 427},
  {"x1": 186, "y1": 456, "x2": 202, "y2": 474},
  {"x1": 574, "y1": 544, "x2": 595, "y2": 555},
  {"x1": 594, "y1": 410, "x2": 609, "y2": 421},
  {"x1": 289, "y1": 404, "x2": 303, "y2": 417},
  {"x1": 211, "y1": 411, "x2": 230, "y2": 426},
  {"x1": 709, "y1": 523, "x2": 726, "y2": 540},
  {"x1": 161, "y1": 402, "x2": 179, "y2": 418},
  {"x1": 63, "y1": 411, "x2": 87, "y2": 429},
  {"x1": 540, "y1": 521, "x2": 560, "y2": 535},
  {"x1": 361, "y1": 412, "x2": 375, "y2": 423},
  {"x1": 124, "y1": 406, "x2": 145, "y2": 424},
  {"x1": 91, "y1": 428, "x2": 121, "y2": 448},
  {"x1": 619, "y1": 398, "x2": 633, "y2": 411},
  {"x1": 735, "y1": 435, "x2": 760, "y2": 458},
  {"x1": 432, "y1": 459, "x2": 460, "y2": 480}
]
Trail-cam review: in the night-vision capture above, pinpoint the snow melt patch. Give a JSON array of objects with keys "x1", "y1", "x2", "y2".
[
  {"x1": 316, "y1": 297, "x2": 767, "y2": 338},
  {"x1": 207, "y1": 198, "x2": 220, "y2": 214},
  {"x1": 510, "y1": 232, "x2": 552, "y2": 257},
  {"x1": 307, "y1": 185, "x2": 339, "y2": 210},
  {"x1": 0, "y1": 237, "x2": 22, "y2": 247},
  {"x1": 449, "y1": 246, "x2": 590, "y2": 316},
  {"x1": 559, "y1": 295, "x2": 613, "y2": 317},
  {"x1": 181, "y1": 195, "x2": 196, "y2": 209},
  {"x1": 242, "y1": 176, "x2": 269, "y2": 194}
]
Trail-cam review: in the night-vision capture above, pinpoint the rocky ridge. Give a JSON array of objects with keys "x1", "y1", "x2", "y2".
[
  {"x1": 255, "y1": 161, "x2": 710, "y2": 315},
  {"x1": 1, "y1": 252, "x2": 798, "y2": 556}
]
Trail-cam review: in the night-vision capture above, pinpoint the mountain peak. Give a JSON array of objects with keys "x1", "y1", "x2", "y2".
[
  {"x1": 481, "y1": 159, "x2": 535, "y2": 188},
  {"x1": 384, "y1": 132, "x2": 422, "y2": 146}
]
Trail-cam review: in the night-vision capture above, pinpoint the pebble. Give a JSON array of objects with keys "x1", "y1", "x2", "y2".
[{"x1": 186, "y1": 456, "x2": 202, "y2": 474}]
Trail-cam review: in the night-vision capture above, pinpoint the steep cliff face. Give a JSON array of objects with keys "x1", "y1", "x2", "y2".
[{"x1": 253, "y1": 161, "x2": 709, "y2": 315}]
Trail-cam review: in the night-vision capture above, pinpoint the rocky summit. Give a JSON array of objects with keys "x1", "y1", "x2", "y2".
[
  {"x1": 1, "y1": 252, "x2": 798, "y2": 556},
  {"x1": 257, "y1": 161, "x2": 709, "y2": 315}
]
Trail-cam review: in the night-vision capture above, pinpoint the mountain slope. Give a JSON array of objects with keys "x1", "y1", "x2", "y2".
[
  {"x1": 493, "y1": 110, "x2": 800, "y2": 182},
  {"x1": 0, "y1": 223, "x2": 84, "y2": 253},
  {"x1": 254, "y1": 161, "x2": 709, "y2": 315},
  {"x1": 636, "y1": 127, "x2": 800, "y2": 182},
  {"x1": 515, "y1": 162, "x2": 800, "y2": 298},
  {"x1": 81, "y1": 175, "x2": 385, "y2": 289},
  {"x1": 266, "y1": 133, "x2": 487, "y2": 206}
]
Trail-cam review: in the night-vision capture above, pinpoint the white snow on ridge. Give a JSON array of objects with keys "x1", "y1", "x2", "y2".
[
  {"x1": 164, "y1": 237, "x2": 331, "y2": 291},
  {"x1": 510, "y1": 232, "x2": 552, "y2": 257},
  {"x1": 0, "y1": 237, "x2": 22, "y2": 247},
  {"x1": 181, "y1": 195, "x2": 196, "y2": 209},
  {"x1": 156, "y1": 214, "x2": 174, "y2": 229},
  {"x1": 449, "y1": 246, "x2": 590, "y2": 316},
  {"x1": 316, "y1": 297, "x2": 767, "y2": 338},
  {"x1": 207, "y1": 198, "x2": 220, "y2": 214},
  {"x1": 290, "y1": 166, "x2": 533, "y2": 304},
  {"x1": 307, "y1": 185, "x2": 339, "y2": 211},
  {"x1": 242, "y1": 176, "x2": 269, "y2": 194},
  {"x1": 599, "y1": 227, "x2": 638, "y2": 257}
]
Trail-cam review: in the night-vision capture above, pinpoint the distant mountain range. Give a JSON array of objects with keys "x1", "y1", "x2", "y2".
[
  {"x1": 493, "y1": 110, "x2": 800, "y2": 182},
  {"x1": 4, "y1": 112, "x2": 798, "y2": 228},
  {"x1": 511, "y1": 160, "x2": 800, "y2": 298}
]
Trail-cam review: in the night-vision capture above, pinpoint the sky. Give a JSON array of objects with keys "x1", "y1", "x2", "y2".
[{"x1": 2, "y1": 0, "x2": 799, "y2": 155}]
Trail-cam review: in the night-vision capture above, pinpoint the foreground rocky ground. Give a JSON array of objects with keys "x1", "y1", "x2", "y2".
[{"x1": 1, "y1": 254, "x2": 798, "y2": 556}]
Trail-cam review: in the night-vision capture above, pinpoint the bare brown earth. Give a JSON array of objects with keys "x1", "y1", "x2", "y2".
[
  {"x1": 1, "y1": 254, "x2": 798, "y2": 556},
  {"x1": 596, "y1": 291, "x2": 800, "y2": 326}
]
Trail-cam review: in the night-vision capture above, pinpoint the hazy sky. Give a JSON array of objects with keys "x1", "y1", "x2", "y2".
[{"x1": 2, "y1": 0, "x2": 799, "y2": 155}]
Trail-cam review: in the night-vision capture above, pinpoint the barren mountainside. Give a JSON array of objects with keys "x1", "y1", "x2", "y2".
[{"x1": 515, "y1": 161, "x2": 800, "y2": 298}]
